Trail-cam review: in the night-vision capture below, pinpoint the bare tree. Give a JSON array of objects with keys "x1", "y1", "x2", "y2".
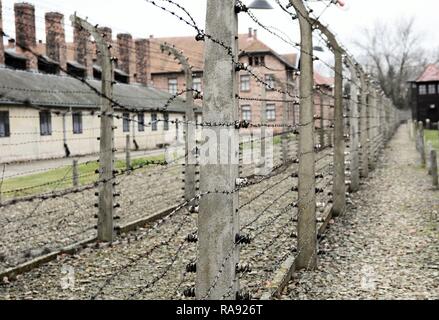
[{"x1": 353, "y1": 17, "x2": 428, "y2": 110}]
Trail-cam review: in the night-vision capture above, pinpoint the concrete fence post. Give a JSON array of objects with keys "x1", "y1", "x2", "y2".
[
  {"x1": 125, "y1": 134, "x2": 131, "y2": 174},
  {"x1": 290, "y1": 0, "x2": 317, "y2": 270},
  {"x1": 346, "y1": 57, "x2": 359, "y2": 193},
  {"x1": 418, "y1": 122, "x2": 426, "y2": 168},
  {"x1": 311, "y1": 18, "x2": 345, "y2": 217},
  {"x1": 426, "y1": 142, "x2": 432, "y2": 175},
  {"x1": 319, "y1": 92, "x2": 325, "y2": 147},
  {"x1": 431, "y1": 150, "x2": 438, "y2": 187},
  {"x1": 160, "y1": 43, "x2": 196, "y2": 203},
  {"x1": 71, "y1": 15, "x2": 115, "y2": 243},
  {"x1": 369, "y1": 87, "x2": 377, "y2": 170},
  {"x1": 196, "y1": 0, "x2": 240, "y2": 299},
  {"x1": 359, "y1": 71, "x2": 369, "y2": 178},
  {"x1": 72, "y1": 159, "x2": 79, "y2": 187},
  {"x1": 280, "y1": 80, "x2": 290, "y2": 164}
]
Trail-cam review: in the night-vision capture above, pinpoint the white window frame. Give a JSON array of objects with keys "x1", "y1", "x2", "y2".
[
  {"x1": 266, "y1": 104, "x2": 276, "y2": 122},
  {"x1": 240, "y1": 75, "x2": 250, "y2": 92},
  {"x1": 193, "y1": 77, "x2": 202, "y2": 93},
  {"x1": 241, "y1": 105, "x2": 251, "y2": 121},
  {"x1": 168, "y1": 78, "x2": 178, "y2": 95}
]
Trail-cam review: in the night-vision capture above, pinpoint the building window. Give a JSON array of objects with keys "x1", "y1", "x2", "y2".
[
  {"x1": 241, "y1": 105, "x2": 251, "y2": 121},
  {"x1": 168, "y1": 78, "x2": 178, "y2": 95},
  {"x1": 151, "y1": 113, "x2": 158, "y2": 131},
  {"x1": 265, "y1": 74, "x2": 275, "y2": 90},
  {"x1": 419, "y1": 84, "x2": 427, "y2": 95},
  {"x1": 249, "y1": 55, "x2": 265, "y2": 67},
  {"x1": 138, "y1": 113, "x2": 145, "y2": 132},
  {"x1": 163, "y1": 113, "x2": 169, "y2": 131},
  {"x1": 39, "y1": 111, "x2": 52, "y2": 136},
  {"x1": 428, "y1": 84, "x2": 437, "y2": 94},
  {"x1": 193, "y1": 77, "x2": 202, "y2": 92},
  {"x1": 0, "y1": 111, "x2": 10, "y2": 138},
  {"x1": 266, "y1": 104, "x2": 276, "y2": 121},
  {"x1": 72, "y1": 112, "x2": 83, "y2": 134},
  {"x1": 123, "y1": 113, "x2": 130, "y2": 132},
  {"x1": 240, "y1": 75, "x2": 250, "y2": 92}
]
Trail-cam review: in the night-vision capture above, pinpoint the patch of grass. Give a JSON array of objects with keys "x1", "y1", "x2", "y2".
[
  {"x1": 425, "y1": 130, "x2": 439, "y2": 152},
  {"x1": 1, "y1": 154, "x2": 165, "y2": 199},
  {"x1": 240, "y1": 134, "x2": 294, "y2": 150}
]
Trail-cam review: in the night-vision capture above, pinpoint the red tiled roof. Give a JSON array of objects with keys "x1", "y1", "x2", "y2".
[
  {"x1": 416, "y1": 64, "x2": 439, "y2": 83},
  {"x1": 150, "y1": 34, "x2": 297, "y2": 74},
  {"x1": 281, "y1": 53, "x2": 298, "y2": 67},
  {"x1": 314, "y1": 71, "x2": 334, "y2": 87}
]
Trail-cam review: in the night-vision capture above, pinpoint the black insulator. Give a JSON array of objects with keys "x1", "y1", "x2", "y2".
[
  {"x1": 236, "y1": 263, "x2": 252, "y2": 273},
  {"x1": 186, "y1": 233, "x2": 198, "y2": 243},
  {"x1": 236, "y1": 290, "x2": 251, "y2": 301},
  {"x1": 186, "y1": 263, "x2": 197, "y2": 273},
  {"x1": 183, "y1": 287, "x2": 196, "y2": 298},
  {"x1": 235, "y1": 234, "x2": 251, "y2": 245}
]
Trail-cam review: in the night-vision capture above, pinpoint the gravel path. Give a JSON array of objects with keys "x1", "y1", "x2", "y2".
[{"x1": 283, "y1": 124, "x2": 439, "y2": 300}]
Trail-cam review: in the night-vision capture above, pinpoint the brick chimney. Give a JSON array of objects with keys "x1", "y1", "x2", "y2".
[
  {"x1": 0, "y1": 0, "x2": 4, "y2": 65},
  {"x1": 14, "y1": 2, "x2": 38, "y2": 70},
  {"x1": 135, "y1": 38, "x2": 151, "y2": 86},
  {"x1": 73, "y1": 23, "x2": 93, "y2": 78},
  {"x1": 117, "y1": 33, "x2": 132, "y2": 79},
  {"x1": 253, "y1": 29, "x2": 258, "y2": 40},
  {"x1": 45, "y1": 12, "x2": 67, "y2": 71},
  {"x1": 248, "y1": 27, "x2": 252, "y2": 38}
]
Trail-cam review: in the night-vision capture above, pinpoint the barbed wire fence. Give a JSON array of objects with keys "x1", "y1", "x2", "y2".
[{"x1": 0, "y1": 0, "x2": 404, "y2": 300}]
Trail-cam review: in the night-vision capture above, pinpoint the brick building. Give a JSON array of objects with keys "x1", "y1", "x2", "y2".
[
  {"x1": 148, "y1": 28, "x2": 300, "y2": 130},
  {"x1": 0, "y1": 1, "x2": 335, "y2": 163},
  {"x1": 0, "y1": 2, "x2": 200, "y2": 163}
]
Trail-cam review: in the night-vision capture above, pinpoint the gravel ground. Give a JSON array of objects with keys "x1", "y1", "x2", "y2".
[
  {"x1": 0, "y1": 139, "x2": 336, "y2": 300},
  {"x1": 0, "y1": 161, "x2": 184, "y2": 271},
  {"x1": 283, "y1": 124, "x2": 439, "y2": 300},
  {"x1": 0, "y1": 142, "x2": 291, "y2": 273}
]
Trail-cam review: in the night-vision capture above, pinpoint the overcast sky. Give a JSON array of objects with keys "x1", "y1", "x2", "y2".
[{"x1": 2, "y1": 0, "x2": 439, "y2": 74}]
